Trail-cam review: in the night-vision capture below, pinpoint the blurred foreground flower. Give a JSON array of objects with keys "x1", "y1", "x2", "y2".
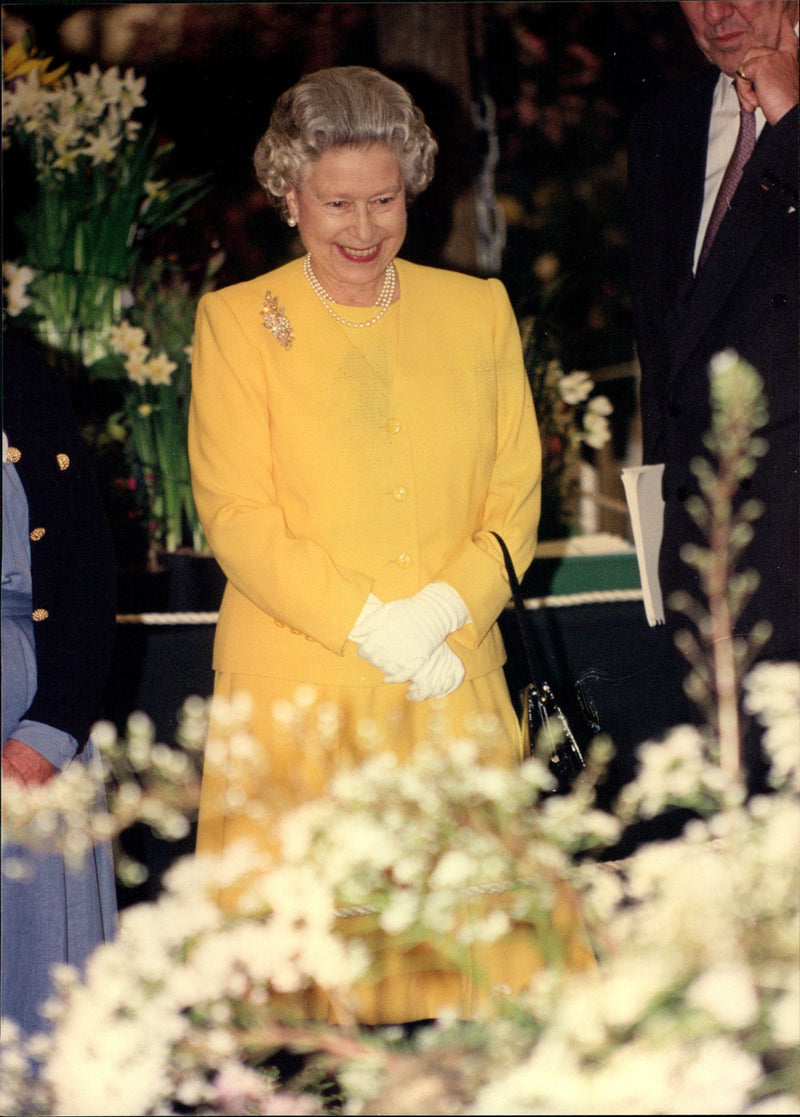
[
  {"x1": 1, "y1": 662, "x2": 797, "y2": 1114},
  {"x1": 1, "y1": 698, "x2": 206, "y2": 889}
]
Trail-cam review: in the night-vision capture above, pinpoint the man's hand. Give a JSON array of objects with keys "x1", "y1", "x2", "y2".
[
  {"x1": 2, "y1": 738, "x2": 57, "y2": 787},
  {"x1": 735, "y1": 11, "x2": 798, "y2": 123}
]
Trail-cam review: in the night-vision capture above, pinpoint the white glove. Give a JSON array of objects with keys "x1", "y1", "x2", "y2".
[
  {"x1": 355, "y1": 582, "x2": 470, "y2": 684},
  {"x1": 348, "y1": 593, "x2": 384, "y2": 643},
  {"x1": 407, "y1": 642, "x2": 465, "y2": 702}
]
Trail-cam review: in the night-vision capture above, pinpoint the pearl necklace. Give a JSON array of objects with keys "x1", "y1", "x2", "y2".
[{"x1": 303, "y1": 253, "x2": 396, "y2": 328}]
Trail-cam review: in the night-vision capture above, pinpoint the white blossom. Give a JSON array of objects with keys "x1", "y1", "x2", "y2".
[
  {"x1": 687, "y1": 961, "x2": 760, "y2": 1030},
  {"x1": 143, "y1": 351, "x2": 177, "y2": 386},
  {"x1": 559, "y1": 369, "x2": 594, "y2": 405},
  {"x1": 582, "y1": 410, "x2": 612, "y2": 449},
  {"x1": 2, "y1": 261, "x2": 35, "y2": 316}
]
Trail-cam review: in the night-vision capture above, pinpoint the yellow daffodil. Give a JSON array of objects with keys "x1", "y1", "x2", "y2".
[{"x1": 3, "y1": 42, "x2": 68, "y2": 87}]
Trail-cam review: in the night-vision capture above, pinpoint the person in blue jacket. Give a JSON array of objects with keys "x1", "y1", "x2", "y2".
[{"x1": 2, "y1": 333, "x2": 118, "y2": 1036}]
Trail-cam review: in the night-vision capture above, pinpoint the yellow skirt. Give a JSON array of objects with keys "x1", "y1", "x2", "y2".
[{"x1": 196, "y1": 669, "x2": 595, "y2": 1025}]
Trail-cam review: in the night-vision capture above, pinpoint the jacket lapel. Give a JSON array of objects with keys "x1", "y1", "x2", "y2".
[
  {"x1": 672, "y1": 120, "x2": 780, "y2": 374},
  {"x1": 657, "y1": 74, "x2": 716, "y2": 354}
]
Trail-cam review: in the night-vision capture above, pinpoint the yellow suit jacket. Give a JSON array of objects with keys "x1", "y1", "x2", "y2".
[{"x1": 188, "y1": 256, "x2": 541, "y2": 685}]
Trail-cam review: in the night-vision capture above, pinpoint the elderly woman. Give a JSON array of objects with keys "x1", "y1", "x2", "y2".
[{"x1": 189, "y1": 66, "x2": 585, "y2": 1024}]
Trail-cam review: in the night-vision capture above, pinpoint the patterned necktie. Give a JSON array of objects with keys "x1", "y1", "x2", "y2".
[{"x1": 698, "y1": 106, "x2": 757, "y2": 269}]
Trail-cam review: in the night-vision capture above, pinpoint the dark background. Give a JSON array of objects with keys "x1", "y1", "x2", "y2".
[{"x1": 4, "y1": 3, "x2": 703, "y2": 305}]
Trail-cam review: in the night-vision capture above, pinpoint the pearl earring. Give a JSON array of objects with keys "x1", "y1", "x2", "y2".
[{"x1": 287, "y1": 216, "x2": 297, "y2": 228}]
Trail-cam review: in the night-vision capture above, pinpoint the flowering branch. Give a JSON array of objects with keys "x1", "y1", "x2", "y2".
[{"x1": 669, "y1": 350, "x2": 771, "y2": 775}]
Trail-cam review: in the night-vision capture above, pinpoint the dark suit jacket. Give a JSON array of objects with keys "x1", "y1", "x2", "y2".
[
  {"x1": 629, "y1": 69, "x2": 799, "y2": 662},
  {"x1": 2, "y1": 333, "x2": 117, "y2": 747}
]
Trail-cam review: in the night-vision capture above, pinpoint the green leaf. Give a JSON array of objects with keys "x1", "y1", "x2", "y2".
[{"x1": 89, "y1": 355, "x2": 127, "y2": 380}]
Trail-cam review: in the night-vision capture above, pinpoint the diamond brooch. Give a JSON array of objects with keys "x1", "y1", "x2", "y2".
[{"x1": 260, "y1": 291, "x2": 294, "y2": 349}]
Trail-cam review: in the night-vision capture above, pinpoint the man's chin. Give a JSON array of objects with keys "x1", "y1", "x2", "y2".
[{"x1": 705, "y1": 50, "x2": 746, "y2": 76}]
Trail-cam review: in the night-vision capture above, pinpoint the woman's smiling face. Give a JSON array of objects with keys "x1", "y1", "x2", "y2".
[{"x1": 286, "y1": 144, "x2": 407, "y2": 306}]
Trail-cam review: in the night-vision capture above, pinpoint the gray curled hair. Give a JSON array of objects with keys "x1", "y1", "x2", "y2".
[{"x1": 254, "y1": 66, "x2": 438, "y2": 219}]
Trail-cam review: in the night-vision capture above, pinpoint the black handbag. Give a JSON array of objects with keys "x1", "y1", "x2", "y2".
[{"x1": 491, "y1": 532, "x2": 587, "y2": 792}]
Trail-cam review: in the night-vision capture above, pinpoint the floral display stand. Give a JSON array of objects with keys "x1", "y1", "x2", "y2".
[{"x1": 2, "y1": 46, "x2": 214, "y2": 562}]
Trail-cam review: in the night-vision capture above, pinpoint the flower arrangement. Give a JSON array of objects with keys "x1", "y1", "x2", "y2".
[
  {"x1": 2, "y1": 42, "x2": 209, "y2": 371},
  {"x1": 474, "y1": 673, "x2": 800, "y2": 1116},
  {"x1": 89, "y1": 256, "x2": 222, "y2": 556},
  {"x1": 2, "y1": 41, "x2": 215, "y2": 555},
  {"x1": 519, "y1": 301, "x2": 613, "y2": 538},
  {"x1": 1, "y1": 666, "x2": 797, "y2": 1116}
]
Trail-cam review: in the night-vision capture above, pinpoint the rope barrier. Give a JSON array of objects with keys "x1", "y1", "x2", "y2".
[
  {"x1": 116, "y1": 612, "x2": 220, "y2": 625},
  {"x1": 115, "y1": 589, "x2": 644, "y2": 626},
  {"x1": 521, "y1": 589, "x2": 643, "y2": 610}
]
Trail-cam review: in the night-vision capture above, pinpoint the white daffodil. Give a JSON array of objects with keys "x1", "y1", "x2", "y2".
[
  {"x1": 107, "y1": 320, "x2": 146, "y2": 354},
  {"x1": 145, "y1": 351, "x2": 177, "y2": 386},
  {"x1": 2, "y1": 261, "x2": 35, "y2": 315},
  {"x1": 582, "y1": 410, "x2": 612, "y2": 448},
  {"x1": 124, "y1": 347, "x2": 151, "y2": 385},
  {"x1": 81, "y1": 119, "x2": 121, "y2": 165},
  {"x1": 559, "y1": 369, "x2": 594, "y2": 405},
  {"x1": 587, "y1": 393, "x2": 614, "y2": 416},
  {"x1": 119, "y1": 67, "x2": 147, "y2": 118}
]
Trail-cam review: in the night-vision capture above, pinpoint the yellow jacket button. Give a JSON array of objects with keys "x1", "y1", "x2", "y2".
[
  {"x1": 30, "y1": 527, "x2": 46, "y2": 542},
  {"x1": 32, "y1": 608, "x2": 50, "y2": 621},
  {"x1": 6, "y1": 447, "x2": 21, "y2": 463},
  {"x1": 397, "y1": 552, "x2": 413, "y2": 569},
  {"x1": 290, "y1": 627, "x2": 301, "y2": 635},
  {"x1": 56, "y1": 453, "x2": 70, "y2": 471},
  {"x1": 386, "y1": 418, "x2": 402, "y2": 434},
  {"x1": 393, "y1": 486, "x2": 408, "y2": 501},
  {"x1": 274, "y1": 618, "x2": 285, "y2": 628}
]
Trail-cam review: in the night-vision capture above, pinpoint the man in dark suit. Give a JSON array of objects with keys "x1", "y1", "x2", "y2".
[{"x1": 628, "y1": 2, "x2": 799, "y2": 772}]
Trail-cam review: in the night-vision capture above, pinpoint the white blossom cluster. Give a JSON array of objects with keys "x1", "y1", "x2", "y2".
[
  {"x1": 557, "y1": 367, "x2": 614, "y2": 450},
  {"x1": 0, "y1": 690, "x2": 604, "y2": 1115},
  {"x1": 471, "y1": 661, "x2": 800, "y2": 1116},
  {"x1": 1, "y1": 261, "x2": 35, "y2": 317},
  {"x1": 274, "y1": 734, "x2": 564, "y2": 944},
  {"x1": 744, "y1": 662, "x2": 800, "y2": 792},
  {"x1": 1, "y1": 701, "x2": 204, "y2": 884},
  {"x1": 108, "y1": 319, "x2": 179, "y2": 387},
  {"x1": 2, "y1": 663, "x2": 797, "y2": 1115},
  {"x1": 615, "y1": 723, "x2": 745, "y2": 823},
  {"x1": 33, "y1": 843, "x2": 365, "y2": 1116},
  {"x1": 2, "y1": 63, "x2": 146, "y2": 173}
]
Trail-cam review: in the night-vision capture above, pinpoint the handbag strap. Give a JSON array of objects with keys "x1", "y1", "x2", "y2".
[{"x1": 490, "y1": 532, "x2": 542, "y2": 689}]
